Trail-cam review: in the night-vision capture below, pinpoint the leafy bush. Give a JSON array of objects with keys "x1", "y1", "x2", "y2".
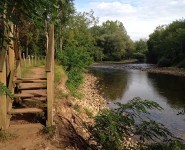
[
  {"x1": 87, "y1": 97, "x2": 173, "y2": 150},
  {"x1": 177, "y1": 59, "x2": 185, "y2": 68},
  {"x1": 56, "y1": 45, "x2": 93, "y2": 92},
  {"x1": 133, "y1": 52, "x2": 145, "y2": 62},
  {"x1": 54, "y1": 64, "x2": 66, "y2": 84},
  {"x1": 158, "y1": 57, "x2": 172, "y2": 67}
]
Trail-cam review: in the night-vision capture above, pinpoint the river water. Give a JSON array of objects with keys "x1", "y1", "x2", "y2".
[{"x1": 90, "y1": 63, "x2": 185, "y2": 141}]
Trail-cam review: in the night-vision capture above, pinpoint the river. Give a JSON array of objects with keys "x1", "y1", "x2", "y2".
[{"x1": 90, "y1": 63, "x2": 185, "y2": 141}]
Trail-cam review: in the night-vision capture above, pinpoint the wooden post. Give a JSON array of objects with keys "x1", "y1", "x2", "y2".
[
  {"x1": 28, "y1": 55, "x2": 31, "y2": 66},
  {"x1": 6, "y1": 22, "x2": 15, "y2": 128},
  {"x1": 0, "y1": 56, "x2": 7, "y2": 130},
  {"x1": 46, "y1": 24, "x2": 54, "y2": 126},
  {"x1": 35, "y1": 55, "x2": 37, "y2": 65},
  {"x1": 8, "y1": 22, "x2": 15, "y2": 73},
  {"x1": 0, "y1": 4, "x2": 8, "y2": 129},
  {"x1": 23, "y1": 53, "x2": 25, "y2": 67},
  {"x1": 31, "y1": 55, "x2": 34, "y2": 66},
  {"x1": 15, "y1": 60, "x2": 21, "y2": 78}
]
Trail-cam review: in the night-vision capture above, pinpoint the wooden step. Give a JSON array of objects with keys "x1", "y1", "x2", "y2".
[
  {"x1": 19, "y1": 86, "x2": 47, "y2": 90},
  {"x1": 16, "y1": 78, "x2": 47, "y2": 80},
  {"x1": 23, "y1": 98, "x2": 47, "y2": 102},
  {"x1": 8, "y1": 108, "x2": 43, "y2": 114},
  {"x1": 9, "y1": 123, "x2": 44, "y2": 129},
  {"x1": 14, "y1": 79, "x2": 47, "y2": 84},
  {"x1": 14, "y1": 93, "x2": 47, "y2": 98}
]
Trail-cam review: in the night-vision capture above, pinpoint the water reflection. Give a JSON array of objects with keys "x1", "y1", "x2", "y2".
[
  {"x1": 148, "y1": 73, "x2": 185, "y2": 108},
  {"x1": 90, "y1": 64, "x2": 185, "y2": 140},
  {"x1": 90, "y1": 67, "x2": 129, "y2": 101}
]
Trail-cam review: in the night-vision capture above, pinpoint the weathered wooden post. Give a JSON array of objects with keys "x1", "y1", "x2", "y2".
[
  {"x1": 0, "y1": 49, "x2": 7, "y2": 130},
  {"x1": 35, "y1": 55, "x2": 37, "y2": 65},
  {"x1": 28, "y1": 55, "x2": 31, "y2": 66},
  {"x1": 6, "y1": 22, "x2": 15, "y2": 128},
  {"x1": 46, "y1": 24, "x2": 54, "y2": 126},
  {"x1": 23, "y1": 53, "x2": 25, "y2": 66}
]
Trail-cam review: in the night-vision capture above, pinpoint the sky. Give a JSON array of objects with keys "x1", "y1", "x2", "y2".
[{"x1": 74, "y1": 0, "x2": 185, "y2": 41}]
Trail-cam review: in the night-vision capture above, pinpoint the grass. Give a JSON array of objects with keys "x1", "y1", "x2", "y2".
[
  {"x1": 72, "y1": 103, "x2": 81, "y2": 112},
  {"x1": 21, "y1": 58, "x2": 45, "y2": 77},
  {"x1": 0, "y1": 130, "x2": 15, "y2": 142},
  {"x1": 54, "y1": 88, "x2": 69, "y2": 100},
  {"x1": 54, "y1": 63, "x2": 66, "y2": 84},
  {"x1": 22, "y1": 57, "x2": 45, "y2": 68},
  {"x1": 41, "y1": 125, "x2": 56, "y2": 138},
  {"x1": 70, "y1": 90, "x2": 83, "y2": 99},
  {"x1": 84, "y1": 108, "x2": 93, "y2": 118},
  {"x1": 21, "y1": 66, "x2": 32, "y2": 78}
]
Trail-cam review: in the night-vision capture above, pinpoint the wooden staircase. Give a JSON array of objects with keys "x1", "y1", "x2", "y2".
[
  {"x1": 8, "y1": 77, "x2": 48, "y2": 124},
  {"x1": 0, "y1": 24, "x2": 55, "y2": 129}
]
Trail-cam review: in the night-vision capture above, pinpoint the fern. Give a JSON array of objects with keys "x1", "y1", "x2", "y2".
[
  {"x1": 0, "y1": 82, "x2": 13, "y2": 99},
  {"x1": 87, "y1": 97, "x2": 173, "y2": 150}
]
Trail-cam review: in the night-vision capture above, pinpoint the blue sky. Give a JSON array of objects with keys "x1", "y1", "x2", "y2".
[{"x1": 74, "y1": 0, "x2": 185, "y2": 40}]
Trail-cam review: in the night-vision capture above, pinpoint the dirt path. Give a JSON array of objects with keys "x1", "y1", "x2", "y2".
[
  {"x1": 0, "y1": 67, "x2": 108, "y2": 150},
  {"x1": 0, "y1": 67, "x2": 56, "y2": 150},
  {"x1": 20, "y1": 66, "x2": 47, "y2": 102}
]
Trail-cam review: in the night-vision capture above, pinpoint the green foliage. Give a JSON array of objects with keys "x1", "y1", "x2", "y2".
[
  {"x1": 134, "y1": 39, "x2": 148, "y2": 52},
  {"x1": 132, "y1": 52, "x2": 145, "y2": 62},
  {"x1": 42, "y1": 126, "x2": 56, "y2": 138},
  {"x1": 84, "y1": 108, "x2": 93, "y2": 118},
  {"x1": 72, "y1": 104, "x2": 81, "y2": 112},
  {"x1": 177, "y1": 59, "x2": 185, "y2": 68},
  {"x1": 147, "y1": 20, "x2": 185, "y2": 67},
  {"x1": 91, "y1": 20, "x2": 134, "y2": 61},
  {"x1": 0, "y1": 82, "x2": 13, "y2": 99},
  {"x1": 158, "y1": 57, "x2": 172, "y2": 67},
  {"x1": 132, "y1": 39, "x2": 148, "y2": 62},
  {"x1": 54, "y1": 64, "x2": 66, "y2": 84},
  {"x1": 87, "y1": 97, "x2": 172, "y2": 150},
  {"x1": 1, "y1": 0, "x2": 74, "y2": 56},
  {"x1": 57, "y1": 45, "x2": 92, "y2": 90}
]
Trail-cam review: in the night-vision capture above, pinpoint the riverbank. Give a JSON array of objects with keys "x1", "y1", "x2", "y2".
[
  {"x1": 49, "y1": 73, "x2": 108, "y2": 149},
  {"x1": 93, "y1": 61, "x2": 185, "y2": 77},
  {"x1": 94, "y1": 59, "x2": 138, "y2": 65},
  {"x1": 143, "y1": 66, "x2": 185, "y2": 77}
]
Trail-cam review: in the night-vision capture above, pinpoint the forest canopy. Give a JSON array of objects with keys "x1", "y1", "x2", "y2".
[{"x1": 147, "y1": 19, "x2": 185, "y2": 67}]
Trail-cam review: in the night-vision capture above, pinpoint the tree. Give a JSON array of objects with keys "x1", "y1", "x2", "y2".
[
  {"x1": 133, "y1": 39, "x2": 148, "y2": 62},
  {"x1": 147, "y1": 20, "x2": 185, "y2": 67},
  {"x1": 56, "y1": 11, "x2": 95, "y2": 92},
  {"x1": 91, "y1": 20, "x2": 133, "y2": 61}
]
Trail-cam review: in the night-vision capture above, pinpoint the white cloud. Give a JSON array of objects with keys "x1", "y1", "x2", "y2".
[
  {"x1": 94, "y1": 2, "x2": 136, "y2": 13},
  {"x1": 75, "y1": 0, "x2": 185, "y2": 41}
]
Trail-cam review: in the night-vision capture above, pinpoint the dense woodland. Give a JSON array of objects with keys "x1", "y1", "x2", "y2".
[{"x1": 147, "y1": 20, "x2": 185, "y2": 67}]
